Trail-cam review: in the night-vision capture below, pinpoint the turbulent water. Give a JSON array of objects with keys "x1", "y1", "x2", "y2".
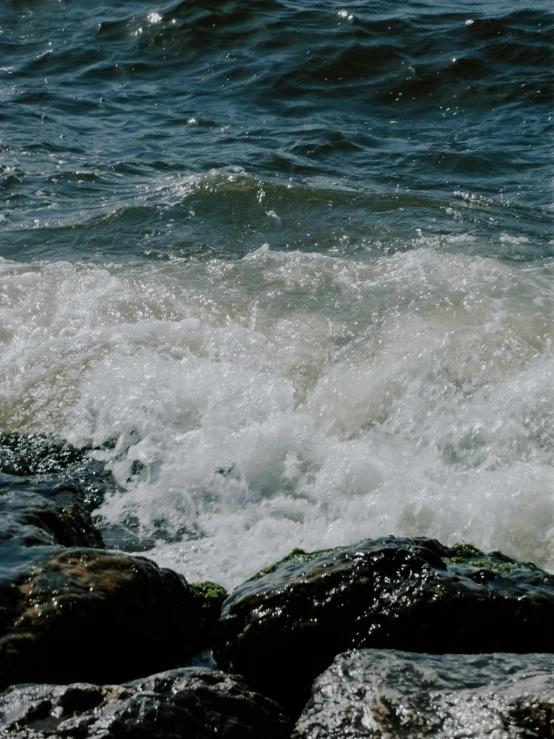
[{"x1": 0, "y1": 0, "x2": 552, "y2": 587}]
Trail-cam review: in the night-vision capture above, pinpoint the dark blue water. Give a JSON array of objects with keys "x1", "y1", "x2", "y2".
[
  {"x1": 0, "y1": 0, "x2": 553, "y2": 585},
  {"x1": 1, "y1": 0, "x2": 552, "y2": 262}
]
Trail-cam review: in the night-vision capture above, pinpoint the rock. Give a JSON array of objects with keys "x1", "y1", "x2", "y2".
[
  {"x1": 0, "y1": 547, "x2": 221, "y2": 689},
  {"x1": 189, "y1": 581, "x2": 229, "y2": 643},
  {"x1": 0, "y1": 432, "x2": 161, "y2": 552},
  {"x1": 213, "y1": 536, "x2": 554, "y2": 714},
  {"x1": 292, "y1": 650, "x2": 554, "y2": 738},
  {"x1": 0, "y1": 667, "x2": 290, "y2": 738},
  {"x1": 0, "y1": 432, "x2": 120, "y2": 512},
  {"x1": 0, "y1": 434, "x2": 85, "y2": 478},
  {"x1": 0, "y1": 474, "x2": 104, "y2": 549},
  {"x1": 0, "y1": 434, "x2": 230, "y2": 688}
]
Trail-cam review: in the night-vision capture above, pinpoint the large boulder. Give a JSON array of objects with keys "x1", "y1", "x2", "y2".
[
  {"x1": 0, "y1": 474, "x2": 104, "y2": 549},
  {"x1": 0, "y1": 667, "x2": 290, "y2": 738},
  {"x1": 213, "y1": 536, "x2": 554, "y2": 713},
  {"x1": 0, "y1": 547, "x2": 220, "y2": 689},
  {"x1": 292, "y1": 650, "x2": 554, "y2": 738}
]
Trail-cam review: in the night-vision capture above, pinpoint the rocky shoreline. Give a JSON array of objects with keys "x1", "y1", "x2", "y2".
[{"x1": 1, "y1": 433, "x2": 553, "y2": 738}]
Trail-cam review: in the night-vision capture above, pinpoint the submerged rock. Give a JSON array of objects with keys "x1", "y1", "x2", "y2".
[
  {"x1": 0, "y1": 667, "x2": 290, "y2": 738},
  {"x1": 213, "y1": 536, "x2": 554, "y2": 713},
  {"x1": 0, "y1": 547, "x2": 218, "y2": 689},
  {"x1": 292, "y1": 650, "x2": 554, "y2": 738},
  {"x1": 0, "y1": 474, "x2": 104, "y2": 549}
]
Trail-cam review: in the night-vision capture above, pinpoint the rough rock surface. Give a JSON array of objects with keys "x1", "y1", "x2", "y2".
[
  {"x1": 0, "y1": 432, "x2": 163, "y2": 551},
  {"x1": 0, "y1": 667, "x2": 290, "y2": 738},
  {"x1": 292, "y1": 650, "x2": 554, "y2": 738},
  {"x1": 0, "y1": 547, "x2": 211, "y2": 689},
  {"x1": 0, "y1": 433, "x2": 120, "y2": 513},
  {"x1": 0, "y1": 474, "x2": 104, "y2": 549},
  {"x1": 213, "y1": 536, "x2": 554, "y2": 713},
  {"x1": 0, "y1": 434, "x2": 86, "y2": 478}
]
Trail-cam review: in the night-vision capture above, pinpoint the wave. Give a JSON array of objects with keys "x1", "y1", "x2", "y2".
[{"x1": 1, "y1": 247, "x2": 552, "y2": 584}]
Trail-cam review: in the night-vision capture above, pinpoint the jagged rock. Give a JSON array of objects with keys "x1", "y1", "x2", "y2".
[
  {"x1": 213, "y1": 536, "x2": 554, "y2": 714},
  {"x1": 0, "y1": 474, "x2": 104, "y2": 548},
  {"x1": 0, "y1": 547, "x2": 220, "y2": 689},
  {"x1": 292, "y1": 650, "x2": 554, "y2": 738},
  {"x1": 0, "y1": 667, "x2": 290, "y2": 738}
]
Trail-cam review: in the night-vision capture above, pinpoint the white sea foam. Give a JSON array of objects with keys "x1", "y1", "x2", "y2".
[{"x1": 0, "y1": 247, "x2": 552, "y2": 586}]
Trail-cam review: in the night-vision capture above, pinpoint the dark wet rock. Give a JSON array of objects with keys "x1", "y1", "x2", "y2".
[
  {"x1": 0, "y1": 434, "x2": 85, "y2": 478},
  {"x1": 246, "y1": 545, "x2": 335, "y2": 582},
  {"x1": 0, "y1": 474, "x2": 104, "y2": 549},
  {"x1": 189, "y1": 581, "x2": 229, "y2": 643},
  {"x1": 0, "y1": 432, "x2": 156, "y2": 550},
  {"x1": 0, "y1": 667, "x2": 290, "y2": 738},
  {"x1": 213, "y1": 536, "x2": 554, "y2": 714},
  {"x1": 0, "y1": 547, "x2": 222, "y2": 689},
  {"x1": 0, "y1": 432, "x2": 121, "y2": 512},
  {"x1": 292, "y1": 650, "x2": 554, "y2": 738}
]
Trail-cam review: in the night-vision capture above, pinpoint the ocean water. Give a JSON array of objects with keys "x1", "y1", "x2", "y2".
[{"x1": 0, "y1": 0, "x2": 552, "y2": 587}]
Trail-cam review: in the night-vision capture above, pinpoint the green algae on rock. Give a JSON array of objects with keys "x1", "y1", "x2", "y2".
[
  {"x1": 249, "y1": 540, "x2": 552, "y2": 584},
  {"x1": 213, "y1": 536, "x2": 554, "y2": 715},
  {"x1": 246, "y1": 547, "x2": 335, "y2": 583},
  {"x1": 189, "y1": 581, "x2": 228, "y2": 641},
  {"x1": 444, "y1": 542, "x2": 551, "y2": 578}
]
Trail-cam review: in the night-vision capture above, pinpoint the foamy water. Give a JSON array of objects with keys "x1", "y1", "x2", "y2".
[{"x1": 1, "y1": 245, "x2": 552, "y2": 587}]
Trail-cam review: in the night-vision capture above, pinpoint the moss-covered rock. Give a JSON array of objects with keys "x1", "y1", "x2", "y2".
[
  {"x1": 247, "y1": 547, "x2": 334, "y2": 582},
  {"x1": 189, "y1": 581, "x2": 228, "y2": 641},
  {"x1": 213, "y1": 536, "x2": 554, "y2": 715},
  {"x1": 444, "y1": 541, "x2": 550, "y2": 578},
  {"x1": 248, "y1": 540, "x2": 551, "y2": 584}
]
